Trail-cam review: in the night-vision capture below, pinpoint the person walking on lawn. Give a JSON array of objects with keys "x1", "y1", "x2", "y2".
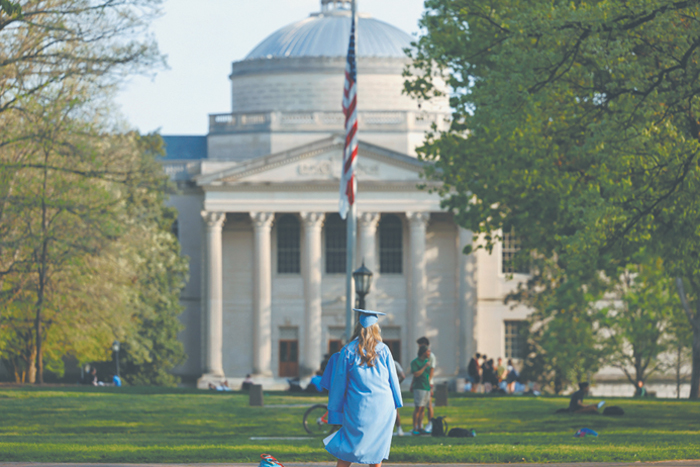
[
  {"x1": 324, "y1": 309, "x2": 403, "y2": 467},
  {"x1": 410, "y1": 345, "x2": 433, "y2": 435},
  {"x1": 416, "y1": 336, "x2": 437, "y2": 433}
]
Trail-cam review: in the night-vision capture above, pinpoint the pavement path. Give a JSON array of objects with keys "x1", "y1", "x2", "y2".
[{"x1": 1, "y1": 462, "x2": 699, "y2": 467}]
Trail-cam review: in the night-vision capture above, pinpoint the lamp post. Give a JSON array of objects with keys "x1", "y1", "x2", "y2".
[
  {"x1": 352, "y1": 261, "x2": 373, "y2": 310},
  {"x1": 112, "y1": 340, "x2": 120, "y2": 378}
]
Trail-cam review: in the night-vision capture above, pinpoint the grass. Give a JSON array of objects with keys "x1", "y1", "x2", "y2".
[{"x1": 0, "y1": 385, "x2": 698, "y2": 463}]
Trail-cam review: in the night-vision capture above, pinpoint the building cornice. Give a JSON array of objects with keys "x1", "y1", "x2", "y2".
[
  {"x1": 201, "y1": 180, "x2": 442, "y2": 192},
  {"x1": 230, "y1": 56, "x2": 409, "y2": 78}
]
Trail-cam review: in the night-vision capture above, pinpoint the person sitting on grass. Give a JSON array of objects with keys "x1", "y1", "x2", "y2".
[
  {"x1": 306, "y1": 370, "x2": 325, "y2": 393},
  {"x1": 208, "y1": 380, "x2": 232, "y2": 391},
  {"x1": 634, "y1": 380, "x2": 647, "y2": 397},
  {"x1": 569, "y1": 382, "x2": 598, "y2": 414},
  {"x1": 241, "y1": 374, "x2": 254, "y2": 391},
  {"x1": 410, "y1": 345, "x2": 433, "y2": 435}
]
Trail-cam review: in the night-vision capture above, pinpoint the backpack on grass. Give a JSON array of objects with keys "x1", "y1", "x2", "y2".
[
  {"x1": 430, "y1": 416, "x2": 448, "y2": 437},
  {"x1": 259, "y1": 454, "x2": 284, "y2": 467},
  {"x1": 448, "y1": 427, "x2": 476, "y2": 438},
  {"x1": 603, "y1": 405, "x2": 624, "y2": 416}
]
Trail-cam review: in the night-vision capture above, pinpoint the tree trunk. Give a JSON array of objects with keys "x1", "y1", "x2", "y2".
[
  {"x1": 35, "y1": 153, "x2": 48, "y2": 385},
  {"x1": 27, "y1": 345, "x2": 37, "y2": 384},
  {"x1": 676, "y1": 343, "x2": 682, "y2": 399},
  {"x1": 554, "y1": 371, "x2": 563, "y2": 394},
  {"x1": 692, "y1": 325, "x2": 700, "y2": 399},
  {"x1": 675, "y1": 277, "x2": 699, "y2": 399}
]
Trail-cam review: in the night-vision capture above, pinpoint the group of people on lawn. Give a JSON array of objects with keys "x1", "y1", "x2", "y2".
[{"x1": 466, "y1": 352, "x2": 526, "y2": 394}]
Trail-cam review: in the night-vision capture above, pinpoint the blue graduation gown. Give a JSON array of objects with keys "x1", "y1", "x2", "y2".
[
  {"x1": 321, "y1": 352, "x2": 343, "y2": 424},
  {"x1": 324, "y1": 339, "x2": 403, "y2": 464}
]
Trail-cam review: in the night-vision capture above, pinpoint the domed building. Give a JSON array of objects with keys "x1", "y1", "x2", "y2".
[{"x1": 163, "y1": 0, "x2": 531, "y2": 388}]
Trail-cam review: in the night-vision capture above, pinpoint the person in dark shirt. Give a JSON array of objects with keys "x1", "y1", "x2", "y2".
[
  {"x1": 569, "y1": 382, "x2": 599, "y2": 413},
  {"x1": 467, "y1": 352, "x2": 481, "y2": 393}
]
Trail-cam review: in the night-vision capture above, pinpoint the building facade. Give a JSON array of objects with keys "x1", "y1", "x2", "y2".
[{"x1": 162, "y1": 1, "x2": 532, "y2": 388}]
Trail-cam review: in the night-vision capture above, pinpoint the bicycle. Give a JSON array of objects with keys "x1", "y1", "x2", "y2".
[{"x1": 302, "y1": 403, "x2": 339, "y2": 436}]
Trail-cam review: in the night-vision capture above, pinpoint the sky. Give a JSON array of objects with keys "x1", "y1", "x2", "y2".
[{"x1": 115, "y1": 0, "x2": 427, "y2": 136}]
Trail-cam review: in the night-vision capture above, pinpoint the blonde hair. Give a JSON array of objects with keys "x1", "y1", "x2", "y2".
[{"x1": 351, "y1": 321, "x2": 382, "y2": 367}]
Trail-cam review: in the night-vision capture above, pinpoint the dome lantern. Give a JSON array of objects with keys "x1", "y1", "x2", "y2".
[{"x1": 321, "y1": 0, "x2": 352, "y2": 12}]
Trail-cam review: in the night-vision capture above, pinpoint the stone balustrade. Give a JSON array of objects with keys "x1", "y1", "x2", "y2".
[{"x1": 208, "y1": 110, "x2": 449, "y2": 134}]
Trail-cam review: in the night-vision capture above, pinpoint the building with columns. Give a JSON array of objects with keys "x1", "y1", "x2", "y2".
[{"x1": 162, "y1": 1, "x2": 532, "y2": 388}]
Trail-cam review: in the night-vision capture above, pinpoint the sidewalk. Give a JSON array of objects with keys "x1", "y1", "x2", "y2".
[{"x1": 1, "y1": 462, "x2": 698, "y2": 467}]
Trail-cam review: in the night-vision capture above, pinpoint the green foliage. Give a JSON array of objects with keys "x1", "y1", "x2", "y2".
[
  {"x1": 0, "y1": 0, "x2": 21, "y2": 17},
  {"x1": 0, "y1": 0, "x2": 180, "y2": 385},
  {"x1": 406, "y1": 0, "x2": 700, "y2": 398},
  {"x1": 119, "y1": 136, "x2": 188, "y2": 386},
  {"x1": 516, "y1": 258, "x2": 606, "y2": 394},
  {"x1": 599, "y1": 253, "x2": 680, "y2": 387},
  {"x1": 0, "y1": 388, "x2": 699, "y2": 463}
]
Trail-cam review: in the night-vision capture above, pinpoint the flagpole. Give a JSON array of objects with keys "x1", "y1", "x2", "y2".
[{"x1": 345, "y1": 0, "x2": 358, "y2": 344}]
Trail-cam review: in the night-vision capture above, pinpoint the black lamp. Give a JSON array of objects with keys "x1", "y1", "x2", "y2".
[{"x1": 352, "y1": 261, "x2": 373, "y2": 310}]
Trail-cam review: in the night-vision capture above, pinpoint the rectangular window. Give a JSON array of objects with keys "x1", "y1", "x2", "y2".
[
  {"x1": 277, "y1": 215, "x2": 300, "y2": 274},
  {"x1": 379, "y1": 215, "x2": 402, "y2": 274},
  {"x1": 502, "y1": 229, "x2": 529, "y2": 274},
  {"x1": 325, "y1": 214, "x2": 346, "y2": 273},
  {"x1": 382, "y1": 326, "x2": 401, "y2": 363},
  {"x1": 384, "y1": 340, "x2": 401, "y2": 363},
  {"x1": 504, "y1": 320, "x2": 527, "y2": 360}
]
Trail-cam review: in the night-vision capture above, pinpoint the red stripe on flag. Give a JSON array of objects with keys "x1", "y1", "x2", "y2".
[{"x1": 346, "y1": 174, "x2": 355, "y2": 205}]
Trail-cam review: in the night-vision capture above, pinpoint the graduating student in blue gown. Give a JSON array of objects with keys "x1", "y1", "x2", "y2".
[{"x1": 323, "y1": 309, "x2": 403, "y2": 467}]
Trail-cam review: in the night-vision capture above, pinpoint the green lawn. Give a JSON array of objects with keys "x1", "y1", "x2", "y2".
[{"x1": 0, "y1": 386, "x2": 698, "y2": 463}]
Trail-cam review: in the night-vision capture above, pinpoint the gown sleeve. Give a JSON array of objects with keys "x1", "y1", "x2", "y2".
[
  {"x1": 320, "y1": 352, "x2": 339, "y2": 391},
  {"x1": 327, "y1": 348, "x2": 349, "y2": 425},
  {"x1": 385, "y1": 349, "x2": 403, "y2": 409}
]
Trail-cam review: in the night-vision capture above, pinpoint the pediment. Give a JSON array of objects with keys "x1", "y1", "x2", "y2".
[{"x1": 196, "y1": 136, "x2": 427, "y2": 186}]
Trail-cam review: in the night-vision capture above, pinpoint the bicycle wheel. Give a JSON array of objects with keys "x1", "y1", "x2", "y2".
[{"x1": 303, "y1": 404, "x2": 335, "y2": 436}]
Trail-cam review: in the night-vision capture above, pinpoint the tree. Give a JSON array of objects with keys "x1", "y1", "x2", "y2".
[
  {"x1": 0, "y1": 0, "x2": 162, "y2": 118},
  {"x1": 600, "y1": 254, "x2": 679, "y2": 389},
  {"x1": 0, "y1": 0, "x2": 170, "y2": 384},
  {"x1": 118, "y1": 135, "x2": 188, "y2": 387},
  {"x1": 667, "y1": 301, "x2": 693, "y2": 398},
  {"x1": 406, "y1": 0, "x2": 700, "y2": 398},
  {"x1": 0, "y1": 98, "x2": 175, "y2": 383},
  {"x1": 0, "y1": 0, "x2": 163, "y2": 300},
  {"x1": 514, "y1": 257, "x2": 606, "y2": 394}
]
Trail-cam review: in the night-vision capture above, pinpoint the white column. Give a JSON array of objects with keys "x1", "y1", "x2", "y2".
[
  {"x1": 358, "y1": 212, "x2": 380, "y2": 310},
  {"x1": 201, "y1": 211, "x2": 226, "y2": 377},
  {"x1": 300, "y1": 212, "x2": 324, "y2": 376},
  {"x1": 251, "y1": 212, "x2": 274, "y2": 376},
  {"x1": 458, "y1": 227, "x2": 477, "y2": 373},
  {"x1": 407, "y1": 212, "x2": 430, "y2": 352}
]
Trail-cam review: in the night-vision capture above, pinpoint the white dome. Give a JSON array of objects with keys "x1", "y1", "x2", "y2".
[{"x1": 245, "y1": 10, "x2": 412, "y2": 60}]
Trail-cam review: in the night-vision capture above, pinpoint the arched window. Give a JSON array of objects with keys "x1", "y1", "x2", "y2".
[
  {"x1": 277, "y1": 214, "x2": 300, "y2": 274},
  {"x1": 325, "y1": 213, "x2": 346, "y2": 274},
  {"x1": 379, "y1": 214, "x2": 402, "y2": 274}
]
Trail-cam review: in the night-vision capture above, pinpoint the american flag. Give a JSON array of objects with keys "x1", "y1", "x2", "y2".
[{"x1": 339, "y1": 15, "x2": 357, "y2": 220}]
